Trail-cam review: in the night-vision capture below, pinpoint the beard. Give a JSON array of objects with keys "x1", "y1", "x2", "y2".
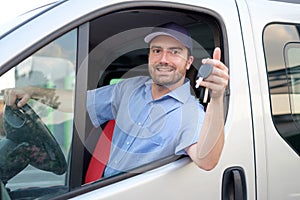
[{"x1": 149, "y1": 63, "x2": 185, "y2": 88}]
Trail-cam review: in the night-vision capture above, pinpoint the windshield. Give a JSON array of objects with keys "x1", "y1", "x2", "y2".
[{"x1": 0, "y1": 1, "x2": 61, "y2": 39}]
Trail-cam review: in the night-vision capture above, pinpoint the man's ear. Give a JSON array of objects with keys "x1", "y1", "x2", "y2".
[{"x1": 186, "y1": 56, "x2": 194, "y2": 70}]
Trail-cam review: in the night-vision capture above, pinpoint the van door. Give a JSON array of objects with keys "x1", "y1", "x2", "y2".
[
  {"x1": 237, "y1": 0, "x2": 300, "y2": 199},
  {"x1": 69, "y1": 0, "x2": 257, "y2": 199}
]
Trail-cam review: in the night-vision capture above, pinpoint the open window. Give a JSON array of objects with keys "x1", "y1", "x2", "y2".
[{"x1": 83, "y1": 7, "x2": 226, "y2": 183}]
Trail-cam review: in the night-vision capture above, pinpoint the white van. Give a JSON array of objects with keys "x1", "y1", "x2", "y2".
[{"x1": 0, "y1": 0, "x2": 299, "y2": 199}]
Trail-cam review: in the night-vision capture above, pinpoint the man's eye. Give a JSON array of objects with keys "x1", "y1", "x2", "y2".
[
  {"x1": 171, "y1": 50, "x2": 178, "y2": 54},
  {"x1": 170, "y1": 49, "x2": 181, "y2": 55},
  {"x1": 152, "y1": 49, "x2": 161, "y2": 54}
]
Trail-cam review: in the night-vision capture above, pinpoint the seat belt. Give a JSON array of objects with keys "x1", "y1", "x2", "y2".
[{"x1": 85, "y1": 120, "x2": 115, "y2": 183}]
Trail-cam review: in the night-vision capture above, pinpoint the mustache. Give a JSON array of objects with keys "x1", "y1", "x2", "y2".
[{"x1": 154, "y1": 64, "x2": 175, "y2": 70}]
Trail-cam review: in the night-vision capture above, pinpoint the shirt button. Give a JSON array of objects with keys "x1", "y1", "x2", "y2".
[
  {"x1": 138, "y1": 122, "x2": 142, "y2": 126},
  {"x1": 150, "y1": 102, "x2": 154, "y2": 106},
  {"x1": 126, "y1": 141, "x2": 130, "y2": 145},
  {"x1": 114, "y1": 160, "x2": 118, "y2": 164}
]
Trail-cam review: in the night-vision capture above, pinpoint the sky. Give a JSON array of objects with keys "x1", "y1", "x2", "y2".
[{"x1": 0, "y1": 0, "x2": 56, "y2": 25}]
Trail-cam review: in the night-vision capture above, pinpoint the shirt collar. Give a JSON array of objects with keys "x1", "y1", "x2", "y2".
[{"x1": 144, "y1": 78, "x2": 192, "y2": 104}]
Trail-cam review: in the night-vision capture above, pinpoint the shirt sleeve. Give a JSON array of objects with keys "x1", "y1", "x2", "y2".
[
  {"x1": 175, "y1": 103, "x2": 205, "y2": 155},
  {"x1": 86, "y1": 84, "x2": 117, "y2": 127},
  {"x1": 86, "y1": 77, "x2": 147, "y2": 128}
]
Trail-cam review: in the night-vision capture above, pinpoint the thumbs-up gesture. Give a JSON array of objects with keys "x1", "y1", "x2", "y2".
[{"x1": 199, "y1": 47, "x2": 229, "y2": 99}]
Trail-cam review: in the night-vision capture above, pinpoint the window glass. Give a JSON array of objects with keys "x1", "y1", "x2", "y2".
[
  {"x1": 264, "y1": 24, "x2": 300, "y2": 155},
  {"x1": 0, "y1": 29, "x2": 77, "y2": 199},
  {"x1": 285, "y1": 43, "x2": 300, "y2": 117}
]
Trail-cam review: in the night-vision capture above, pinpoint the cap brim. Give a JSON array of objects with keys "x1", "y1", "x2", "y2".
[{"x1": 144, "y1": 32, "x2": 177, "y2": 43}]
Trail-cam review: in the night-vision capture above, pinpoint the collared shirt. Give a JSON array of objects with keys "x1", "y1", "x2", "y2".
[{"x1": 87, "y1": 76, "x2": 205, "y2": 177}]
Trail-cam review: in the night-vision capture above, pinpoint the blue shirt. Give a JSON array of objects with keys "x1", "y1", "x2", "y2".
[{"x1": 87, "y1": 76, "x2": 205, "y2": 177}]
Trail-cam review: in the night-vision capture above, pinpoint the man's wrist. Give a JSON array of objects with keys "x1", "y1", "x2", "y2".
[
  {"x1": 210, "y1": 94, "x2": 224, "y2": 105},
  {"x1": 23, "y1": 86, "x2": 37, "y2": 100}
]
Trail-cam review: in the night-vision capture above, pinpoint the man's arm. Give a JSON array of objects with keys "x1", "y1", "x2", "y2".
[
  {"x1": 3, "y1": 86, "x2": 74, "y2": 112},
  {"x1": 186, "y1": 47, "x2": 229, "y2": 170}
]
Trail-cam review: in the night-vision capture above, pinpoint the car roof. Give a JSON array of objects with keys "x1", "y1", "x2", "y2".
[{"x1": 0, "y1": 0, "x2": 63, "y2": 39}]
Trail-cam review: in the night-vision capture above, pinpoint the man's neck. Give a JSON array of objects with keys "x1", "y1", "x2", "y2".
[
  {"x1": 151, "y1": 83, "x2": 171, "y2": 100},
  {"x1": 151, "y1": 80, "x2": 184, "y2": 100}
]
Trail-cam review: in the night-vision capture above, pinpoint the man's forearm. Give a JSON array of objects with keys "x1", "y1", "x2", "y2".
[
  {"x1": 196, "y1": 96, "x2": 225, "y2": 160},
  {"x1": 22, "y1": 86, "x2": 74, "y2": 112},
  {"x1": 186, "y1": 96, "x2": 225, "y2": 170}
]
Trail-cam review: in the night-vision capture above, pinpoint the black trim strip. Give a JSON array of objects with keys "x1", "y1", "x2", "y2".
[{"x1": 68, "y1": 22, "x2": 90, "y2": 189}]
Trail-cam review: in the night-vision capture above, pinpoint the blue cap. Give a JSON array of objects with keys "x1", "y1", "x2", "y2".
[{"x1": 144, "y1": 22, "x2": 193, "y2": 50}]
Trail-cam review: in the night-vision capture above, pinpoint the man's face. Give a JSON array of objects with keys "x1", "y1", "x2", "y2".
[{"x1": 148, "y1": 35, "x2": 194, "y2": 89}]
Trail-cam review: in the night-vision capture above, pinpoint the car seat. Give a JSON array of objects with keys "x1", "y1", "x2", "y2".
[{"x1": 84, "y1": 120, "x2": 115, "y2": 183}]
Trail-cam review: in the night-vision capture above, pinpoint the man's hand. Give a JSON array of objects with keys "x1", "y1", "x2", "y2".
[
  {"x1": 3, "y1": 87, "x2": 32, "y2": 108},
  {"x1": 199, "y1": 47, "x2": 229, "y2": 99},
  {"x1": 3, "y1": 87, "x2": 71, "y2": 112}
]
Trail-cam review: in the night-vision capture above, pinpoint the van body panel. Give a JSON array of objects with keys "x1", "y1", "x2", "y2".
[{"x1": 237, "y1": 0, "x2": 300, "y2": 199}]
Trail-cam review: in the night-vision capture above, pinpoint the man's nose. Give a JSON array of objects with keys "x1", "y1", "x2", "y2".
[{"x1": 159, "y1": 50, "x2": 169, "y2": 64}]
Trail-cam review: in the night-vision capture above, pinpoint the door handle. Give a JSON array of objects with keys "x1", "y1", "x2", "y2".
[{"x1": 222, "y1": 166, "x2": 247, "y2": 200}]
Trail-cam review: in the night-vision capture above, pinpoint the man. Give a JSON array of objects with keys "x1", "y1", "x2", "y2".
[{"x1": 4, "y1": 22, "x2": 229, "y2": 177}]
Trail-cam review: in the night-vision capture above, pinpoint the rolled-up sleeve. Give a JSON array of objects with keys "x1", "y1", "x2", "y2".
[
  {"x1": 86, "y1": 84, "x2": 116, "y2": 127},
  {"x1": 87, "y1": 89, "x2": 100, "y2": 127}
]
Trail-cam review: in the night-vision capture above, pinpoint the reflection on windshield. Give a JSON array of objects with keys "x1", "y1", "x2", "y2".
[
  {"x1": 0, "y1": 28, "x2": 76, "y2": 199},
  {"x1": 0, "y1": 1, "x2": 60, "y2": 39}
]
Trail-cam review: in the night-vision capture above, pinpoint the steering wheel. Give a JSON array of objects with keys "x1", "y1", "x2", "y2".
[{"x1": 2, "y1": 102, "x2": 67, "y2": 176}]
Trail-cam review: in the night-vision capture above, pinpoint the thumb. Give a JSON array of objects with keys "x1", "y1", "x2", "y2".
[{"x1": 213, "y1": 47, "x2": 221, "y2": 61}]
